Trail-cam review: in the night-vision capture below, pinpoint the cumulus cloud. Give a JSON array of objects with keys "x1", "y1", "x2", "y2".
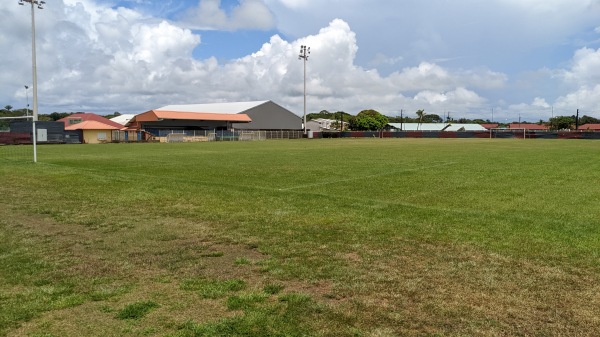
[
  {"x1": 2, "y1": 0, "x2": 600, "y2": 123},
  {"x1": 563, "y1": 47, "x2": 600, "y2": 86},
  {"x1": 178, "y1": 0, "x2": 275, "y2": 31}
]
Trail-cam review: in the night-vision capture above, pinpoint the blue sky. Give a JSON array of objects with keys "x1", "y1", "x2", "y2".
[{"x1": 2, "y1": 0, "x2": 600, "y2": 121}]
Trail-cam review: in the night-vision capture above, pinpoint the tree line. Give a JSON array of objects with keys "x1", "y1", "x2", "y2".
[
  {"x1": 3, "y1": 104, "x2": 599, "y2": 132},
  {"x1": 1, "y1": 106, "x2": 122, "y2": 120},
  {"x1": 308, "y1": 109, "x2": 600, "y2": 131}
]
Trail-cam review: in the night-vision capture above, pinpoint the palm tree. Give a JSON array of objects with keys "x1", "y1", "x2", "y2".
[{"x1": 416, "y1": 109, "x2": 426, "y2": 130}]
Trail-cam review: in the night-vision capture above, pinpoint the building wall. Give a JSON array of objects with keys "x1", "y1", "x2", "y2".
[
  {"x1": 232, "y1": 101, "x2": 302, "y2": 130},
  {"x1": 10, "y1": 121, "x2": 66, "y2": 143},
  {"x1": 82, "y1": 130, "x2": 112, "y2": 144},
  {"x1": 140, "y1": 120, "x2": 232, "y2": 136}
]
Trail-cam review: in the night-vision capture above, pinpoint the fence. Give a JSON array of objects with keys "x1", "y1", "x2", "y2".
[
  {"x1": 148, "y1": 130, "x2": 305, "y2": 142},
  {"x1": 314, "y1": 130, "x2": 600, "y2": 140}
]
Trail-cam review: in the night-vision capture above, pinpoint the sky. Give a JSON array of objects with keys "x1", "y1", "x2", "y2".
[{"x1": 2, "y1": 0, "x2": 600, "y2": 122}]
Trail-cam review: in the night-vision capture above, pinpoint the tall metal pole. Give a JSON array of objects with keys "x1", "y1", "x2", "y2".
[
  {"x1": 30, "y1": 1, "x2": 39, "y2": 122},
  {"x1": 19, "y1": 0, "x2": 44, "y2": 163},
  {"x1": 20, "y1": 0, "x2": 44, "y2": 121},
  {"x1": 299, "y1": 45, "x2": 310, "y2": 135},
  {"x1": 303, "y1": 54, "x2": 306, "y2": 134}
]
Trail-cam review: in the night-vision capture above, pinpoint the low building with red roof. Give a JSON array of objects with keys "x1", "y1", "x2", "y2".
[
  {"x1": 579, "y1": 124, "x2": 600, "y2": 131},
  {"x1": 480, "y1": 123, "x2": 500, "y2": 130},
  {"x1": 59, "y1": 113, "x2": 124, "y2": 144},
  {"x1": 508, "y1": 123, "x2": 549, "y2": 130}
]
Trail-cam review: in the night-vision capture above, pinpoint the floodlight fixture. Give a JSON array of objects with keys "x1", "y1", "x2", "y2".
[{"x1": 298, "y1": 45, "x2": 311, "y2": 135}]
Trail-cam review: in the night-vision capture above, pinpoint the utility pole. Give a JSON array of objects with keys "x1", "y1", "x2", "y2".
[
  {"x1": 298, "y1": 45, "x2": 310, "y2": 135},
  {"x1": 576, "y1": 109, "x2": 579, "y2": 130},
  {"x1": 400, "y1": 109, "x2": 403, "y2": 131}
]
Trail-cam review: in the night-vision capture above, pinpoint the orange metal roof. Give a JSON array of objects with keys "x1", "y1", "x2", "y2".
[
  {"x1": 64, "y1": 120, "x2": 122, "y2": 131},
  {"x1": 134, "y1": 110, "x2": 252, "y2": 123}
]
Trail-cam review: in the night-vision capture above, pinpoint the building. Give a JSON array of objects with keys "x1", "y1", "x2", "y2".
[
  {"x1": 579, "y1": 124, "x2": 600, "y2": 131},
  {"x1": 480, "y1": 123, "x2": 500, "y2": 130},
  {"x1": 310, "y1": 118, "x2": 348, "y2": 131},
  {"x1": 152, "y1": 101, "x2": 301, "y2": 131},
  {"x1": 58, "y1": 113, "x2": 126, "y2": 144},
  {"x1": 64, "y1": 120, "x2": 121, "y2": 144},
  {"x1": 58, "y1": 113, "x2": 125, "y2": 129},
  {"x1": 508, "y1": 123, "x2": 549, "y2": 130},
  {"x1": 127, "y1": 109, "x2": 252, "y2": 138},
  {"x1": 110, "y1": 114, "x2": 137, "y2": 126}
]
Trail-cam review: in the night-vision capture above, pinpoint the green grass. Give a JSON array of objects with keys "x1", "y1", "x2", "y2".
[
  {"x1": 1, "y1": 138, "x2": 599, "y2": 336},
  {"x1": 115, "y1": 301, "x2": 160, "y2": 320}
]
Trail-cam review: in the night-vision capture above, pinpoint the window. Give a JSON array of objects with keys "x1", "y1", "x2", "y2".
[{"x1": 97, "y1": 132, "x2": 107, "y2": 141}]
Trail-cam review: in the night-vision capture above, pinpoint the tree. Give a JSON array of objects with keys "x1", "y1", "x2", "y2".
[
  {"x1": 548, "y1": 116, "x2": 575, "y2": 130},
  {"x1": 580, "y1": 115, "x2": 600, "y2": 125},
  {"x1": 416, "y1": 109, "x2": 426, "y2": 129},
  {"x1": 4, "y1": 105, "x2": 12, "y2": 111},
  {"x1": 48, "y1": 112, "x2": 71, "y2": 121},
  {"x1": 349, "y1": 109, "x2": 388, "y2": 131},
  {"x1": 423, "y1": 113, "x2": 443, "y2": 123},
  {"x1": 103, "y1": 111, "x2": 122, "y2": 120}
]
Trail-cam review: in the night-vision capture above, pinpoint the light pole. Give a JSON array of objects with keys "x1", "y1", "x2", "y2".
[
  {"x1": 19, "y1": 0, "x2": 45, "y2": 122},
  {"x1": 298, "y1": 45, "x2": 310, "y2": 135}
]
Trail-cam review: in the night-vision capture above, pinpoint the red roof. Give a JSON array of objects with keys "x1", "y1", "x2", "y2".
[
  {"x1": 58, "y1": 113, "x2": 125, "y2": 129},
  {"x1": 132, "y1": 110, "x2": 252, "y2": 123},
  {"x1": 508, "y1": 123, "x2": 548, "y2": 130},
  {"x1": 64, "y1": 120, "x2": 121, "y2": 131},
  {"x1": 579, "y1": 124, "x2": 600, "y2": 130},
  {"x1": 480, "y1": 123, "x2": 499, "y2": 130}
]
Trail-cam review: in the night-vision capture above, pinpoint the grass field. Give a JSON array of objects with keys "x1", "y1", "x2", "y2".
[{"x1": 1, "y1": 138, "x2": 599, "y2": 336}]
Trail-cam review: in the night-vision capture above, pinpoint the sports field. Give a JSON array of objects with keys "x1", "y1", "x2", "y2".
[{"x1": 1, "y1": 138, "x2": 599, "y2": 336}]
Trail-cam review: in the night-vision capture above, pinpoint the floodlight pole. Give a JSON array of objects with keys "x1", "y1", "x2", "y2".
[
  {"x1": 20, "y1": 0, "x2": 44, "y2": 123},
  {"x1": 19, "y1": 0, "x2": 44, "y2": 163},
  {"x1": 299, "y1": 45, "x2": 310, "y2": 135}
]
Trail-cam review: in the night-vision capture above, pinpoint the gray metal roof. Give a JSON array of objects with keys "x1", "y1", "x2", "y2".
[{"x1": 158, "y1": 101, "x2": 270, "y2": 114}]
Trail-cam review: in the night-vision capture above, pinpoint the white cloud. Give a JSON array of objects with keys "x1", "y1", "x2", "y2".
[
  {"x1": 178, "y1": 0, "x2": 275, "y2": 31},
  {"x1": 554, "y1": 85, "x2": 600, "y2": 113},
  {"x1": 532, "y1": 97, "x2": 551, "y2": 109},
  {"x1": 563, "y1": 47, "x2": 600, "y2": 86},
  {"x1": 3, "y1": 0, "x2": 600, "y2": 123}
]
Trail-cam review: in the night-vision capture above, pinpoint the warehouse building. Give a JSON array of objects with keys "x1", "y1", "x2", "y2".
[{"x1": 131, "y1": 100, "x2": 301, "y2": 132}]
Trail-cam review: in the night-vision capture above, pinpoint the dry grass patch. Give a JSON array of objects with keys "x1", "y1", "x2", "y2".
[{"x1": 329, "y1": 238, "x2": 600, "y2": 336}]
